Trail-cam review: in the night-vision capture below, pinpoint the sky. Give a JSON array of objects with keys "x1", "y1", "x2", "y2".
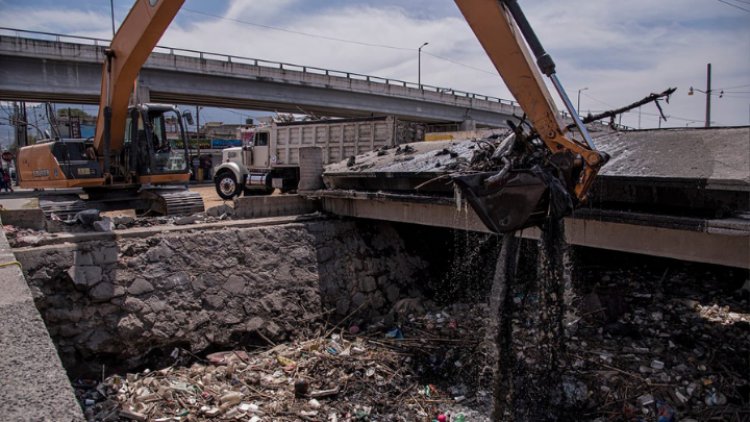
[{"x1": 1, "y1": 0, "x2": 749, "y2": 146}]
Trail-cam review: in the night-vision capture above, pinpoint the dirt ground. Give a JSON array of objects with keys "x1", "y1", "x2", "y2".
[{"x1": 190, "y1": 183, "x2": 231, "y2": 211}]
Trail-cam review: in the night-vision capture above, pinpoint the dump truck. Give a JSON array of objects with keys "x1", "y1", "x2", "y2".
[{"x1": 213, "y1": 116, "x2": 422, "y2": 199}]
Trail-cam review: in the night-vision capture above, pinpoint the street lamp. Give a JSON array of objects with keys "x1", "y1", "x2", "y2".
[
  {"x1": 418, "y1": 42, "x2": 429, "y2": 88},
  {"x1": 577, "y1": 87, "x2": 588, "y2": 118}
]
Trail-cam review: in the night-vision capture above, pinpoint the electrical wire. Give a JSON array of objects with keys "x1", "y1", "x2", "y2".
[
  {"x1": 179, "y1": 7, "x2": 500, "y2": 78},
  {"x1": 715, "y1": 0, "x2": 750, "y2": 12},
  {"x1": 181, "y1": 7, "x2": 414, "y2": 52}
]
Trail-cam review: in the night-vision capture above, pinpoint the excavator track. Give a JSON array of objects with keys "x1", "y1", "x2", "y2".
[
  {"x1": 39, "y1": 196, "x2": 93, "y2": 220},
  {"x1": 141, "y1": 189, "x2": 205, "y2": 216},
  {"x1": 38, "y1": 188, "x2": 204, "y2": 220}
]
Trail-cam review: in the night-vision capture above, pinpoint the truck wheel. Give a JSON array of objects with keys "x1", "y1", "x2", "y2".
[{"x1": 215, "y1": 171, "x2": 241, "y2": 200}]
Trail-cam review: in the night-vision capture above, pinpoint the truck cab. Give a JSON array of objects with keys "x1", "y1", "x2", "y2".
[{"x1": 214, "y1": 129, "x2": 276, "y2": 200}]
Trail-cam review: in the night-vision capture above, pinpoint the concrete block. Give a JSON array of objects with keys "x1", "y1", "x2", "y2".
[
  {"x1": 234, "y1": 195, "x2": 319, "y2": 219},
  {"x1": 0, "y1": 208, "x2": 45, "y2": 230},
  {"x1": 67, "y1": 265, "x2": 102, "y2": 287}
]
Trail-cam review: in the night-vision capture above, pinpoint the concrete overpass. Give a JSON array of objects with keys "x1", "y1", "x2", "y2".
[{"x1": 0, "y1": 28, "x2": 522, "y2": 127}]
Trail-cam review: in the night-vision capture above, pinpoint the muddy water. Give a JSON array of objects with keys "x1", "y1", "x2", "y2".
[{"x1": 490, "y1": 220, "x2": 571, "y2": 421}]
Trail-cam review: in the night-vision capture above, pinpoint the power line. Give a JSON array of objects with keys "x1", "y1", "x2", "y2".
[
  {"x1": 181, "y1": 7, "x2": 414, "y2": 52},
  {"x1": 719, "y1": 84, "x2": 750, "y2": 90},
  {"x1": 422, "y1": 52, "x2": 497, "y2": 76},
  {"x1": 180, "y1": 7, "x2": 500, "y2": 78},
  {"x1": 715, "y1": 0, "x2": 750, "y2": 12}
]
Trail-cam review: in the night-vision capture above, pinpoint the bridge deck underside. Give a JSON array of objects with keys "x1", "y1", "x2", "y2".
[{"x1": 315, "y1": 189, "x2": 749, "y2": 269}]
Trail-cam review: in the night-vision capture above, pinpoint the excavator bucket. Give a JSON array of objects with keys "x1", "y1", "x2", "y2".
[{"x1": 452, "y1": 166, "x2": 572, "y2": 233}]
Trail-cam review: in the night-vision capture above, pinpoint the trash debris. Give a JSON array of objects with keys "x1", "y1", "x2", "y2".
[{"x1": 79, "y1": 333, "x2": 474, "y2": 421}]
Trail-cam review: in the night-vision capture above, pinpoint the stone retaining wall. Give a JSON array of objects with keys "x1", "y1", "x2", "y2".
[{"x1": 15, "y1": 219, "x2": 427, "y2": 376}]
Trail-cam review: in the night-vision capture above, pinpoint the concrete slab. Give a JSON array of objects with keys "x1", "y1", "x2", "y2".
[
  {"x1": 0, "y1": 217, "x2": 83, "y2": 421},
  {"x1": 595, "y1": 126, "x2": 750, "y2": 190},
  {"x1": 324, "y1": 126, "x2": 750, "y2": 192}
]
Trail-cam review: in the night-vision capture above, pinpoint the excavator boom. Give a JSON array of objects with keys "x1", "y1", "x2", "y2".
[{"x1": 94, "y1": 0, "x2": 185, "y2": 155}]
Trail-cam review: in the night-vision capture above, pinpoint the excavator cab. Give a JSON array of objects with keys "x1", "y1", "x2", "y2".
[{"x1": 122, "y1": 104, "x2": 190, "y2": 183}]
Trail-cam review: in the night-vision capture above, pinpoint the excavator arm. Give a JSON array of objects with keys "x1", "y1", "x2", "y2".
[
  {"x1": 452, "y1": 0, "x2": 608, "y2": 232},
  {"x1": 94, "y1": 0, "x2": 185, "y2": 159}
]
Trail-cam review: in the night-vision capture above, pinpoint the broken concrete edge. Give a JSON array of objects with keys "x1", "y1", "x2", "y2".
[{"x1": 0, "y1": 215, "x2": 84, "y2": 421}]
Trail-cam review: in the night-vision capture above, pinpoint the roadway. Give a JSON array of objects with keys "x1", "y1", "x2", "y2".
[{"x1": 0, "y1": 30, "x2": 522, "y2": 127}]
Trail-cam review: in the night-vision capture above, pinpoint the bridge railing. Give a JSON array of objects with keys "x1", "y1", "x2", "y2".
[{"x1": 0, "y1": 27, "x2": 519, "y2": 107}]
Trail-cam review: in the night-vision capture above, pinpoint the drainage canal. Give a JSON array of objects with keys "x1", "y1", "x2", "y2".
[{"x1": 11, "y1": 217, "x2": 749, "y2": 421}]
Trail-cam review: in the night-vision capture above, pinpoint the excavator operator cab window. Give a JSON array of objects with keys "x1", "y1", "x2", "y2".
[{"x1": 149, "y1": 109, "x2": 188, "y2": 174}]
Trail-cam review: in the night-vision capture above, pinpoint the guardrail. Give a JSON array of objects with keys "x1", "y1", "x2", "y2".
[{"x1": 0, "y1": 27, "x2": 519, "y2": 107}]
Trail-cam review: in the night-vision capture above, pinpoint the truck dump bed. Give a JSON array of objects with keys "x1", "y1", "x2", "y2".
[{"x1": 273, "y1": 116, "x2": 420, "y2": 167}]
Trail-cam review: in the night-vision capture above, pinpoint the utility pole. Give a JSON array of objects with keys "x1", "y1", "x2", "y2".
[
  {"x1": 10, "y1": 101, "x2": 27, "y2": 186},
  {"x1": 418, "y1": 42, "x2": 428, "y2": 88},
  {"x1": 195, "y1": 105, "x2": 201, "y2": 182},
  {"x1": 110, "y1": 0, "x2": 116, "y2": 38},
  {"x1": 705, "y1": 63, "x2": 712, "y2": 128},
  {"x1": 689, "y1": 63, "x2": 717, "y2": 128},
  {"x1": 577, "y1": 87, "x2": 588, "y2": 118},
  {"x1": 638, "y1": 106, "x2": 642, "y2": 129}
]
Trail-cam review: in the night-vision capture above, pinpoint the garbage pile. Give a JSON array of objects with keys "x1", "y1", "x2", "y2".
[
  {"x1": 77, "y1": 305, "x2": 490, "y2": 422},
  {"x1": 562, "y1": 262, "x2": 750, "y2": 421},
  {"x1": 69, "y1": 251, "x2": 748, "y2": 421}
]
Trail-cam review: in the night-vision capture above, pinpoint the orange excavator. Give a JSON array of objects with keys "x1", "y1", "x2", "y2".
[
  {"x1": 451, "y1": 0, "x2": 609, "y2": 232},
  {"x1": 16, "y1": 0, "x2": 203, "y2": 217}
]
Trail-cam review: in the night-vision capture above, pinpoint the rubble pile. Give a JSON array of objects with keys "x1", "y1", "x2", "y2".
[
  {"x1": 78, "y1": 316, "x2": 487, "y2": 422},
  {"x1": 2, "y1": 224, "x2": 50, "y2": 247},
  {"x1": 562, "y1": 260, "x2": 750, "y2": 421}
]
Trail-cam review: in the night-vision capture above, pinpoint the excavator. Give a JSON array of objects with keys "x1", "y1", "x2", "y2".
[
  {"x1": 16, "y1": 0, "x2": 606, "y2": 229},
  {"x1": 16, "y1": 0, "x2": 204, "y2": 217},
  {"x1": 450, "y1": 0, "x2": 609, "y2": 233}
]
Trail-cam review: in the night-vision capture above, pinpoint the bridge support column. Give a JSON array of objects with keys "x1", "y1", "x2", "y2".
[
  {"x1": 460, "y1": 119, "x2": 477, "y2": 131},
  {"x1": 131, "y1": 82, "x2": 151, "y2": 105}
]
